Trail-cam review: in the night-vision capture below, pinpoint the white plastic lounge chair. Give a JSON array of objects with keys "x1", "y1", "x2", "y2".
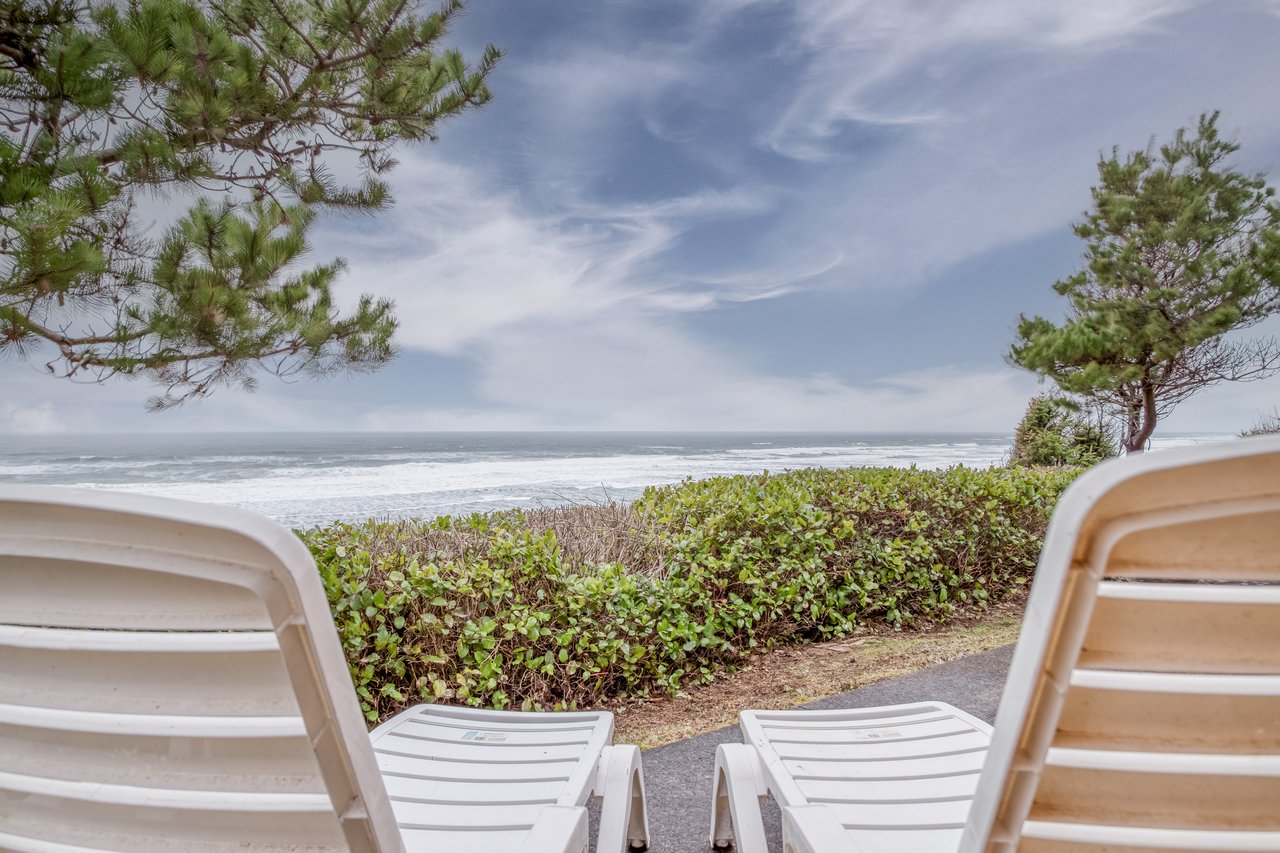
[
  {"x1": 711, "y1": 436, "x2": 1280, "y2": 853},
  {"x1": 0, "y1": 485, "x2": 649, "y2": 853}
]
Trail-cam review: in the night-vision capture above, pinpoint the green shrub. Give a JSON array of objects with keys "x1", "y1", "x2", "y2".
[
  {"x1": 300, "y1": 465, "x2": 1079, "y2": 723},
  {"x1": 1010, "y1": 394, "x2": 1116, "y2": 467}
]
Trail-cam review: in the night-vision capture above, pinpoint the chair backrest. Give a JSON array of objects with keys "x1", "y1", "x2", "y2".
[
  {"x1": 0, "y1": 486, "x2": 403, "y2": 852},
  {"x1": 963, "y1": 436, "x2": 1280, "y2": 852}
]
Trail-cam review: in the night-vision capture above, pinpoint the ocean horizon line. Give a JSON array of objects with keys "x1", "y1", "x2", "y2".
[{"x1": 0, "y1": 431, "x2": 1234, "y2": 527}]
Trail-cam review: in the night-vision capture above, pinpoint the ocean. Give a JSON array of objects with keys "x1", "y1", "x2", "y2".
[{"x1": 0, "y1": 431, "x2": 1229, "y2": 529}]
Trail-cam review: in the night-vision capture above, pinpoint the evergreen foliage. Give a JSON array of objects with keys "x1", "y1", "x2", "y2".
[
  {"x1": 1009, "y1": 393, "x2": 1116, "y2": 467},
  {"x1": 302, "y1": 464, "x2": 1078, "y2": 720},
  {"x1": 1011, "y1": 113, "x2": 1280, "y2": 452},
  {"x1": 1, "y1": 0, "x2": 498, "y2": 407}
]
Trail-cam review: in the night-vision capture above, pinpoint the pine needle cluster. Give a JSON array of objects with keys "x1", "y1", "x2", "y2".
[{"x1": 1, "y1": 0, "x2": 499, "y2": 406}]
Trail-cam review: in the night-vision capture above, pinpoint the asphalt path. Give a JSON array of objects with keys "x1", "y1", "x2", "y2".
[{"x1": 596, "y1": 643, "x2": 1016, "y2": 852}]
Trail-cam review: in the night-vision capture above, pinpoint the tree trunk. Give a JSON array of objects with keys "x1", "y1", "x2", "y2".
[
  {"x1": 1125, "y1": 382, "x2": 1159, "y2": 453},
  {"x1": 1123, "y1": 404, "x2": 1141, "y2": 453}
]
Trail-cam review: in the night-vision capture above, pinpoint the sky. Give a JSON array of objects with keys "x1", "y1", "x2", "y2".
[{"x1": 5, "y1": 0, "x2": 1280, "y2": 434}]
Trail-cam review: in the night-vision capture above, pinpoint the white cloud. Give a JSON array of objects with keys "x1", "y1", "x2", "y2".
[
  {"x1": 0, "y1": 362, "x2": 362, "y2": 433},
  {"x1": 327, "y1": 154, "x2": 782, "y2": 355},
  {"x1": 744, "y1": 0, "x2": 1280, "y2": 295},
  {"x1": 0, "y1": 400, "x2": 66, "y2": 434},
  {"x1": 763, "y1": 0, "x2": 1202, "y2": 159},
  {"x1": 517, "y1": 49, "x2": 694, "y2": 136},
  {"x1": 459, "y1": 313, "x2": 1039, "y2": 430}
]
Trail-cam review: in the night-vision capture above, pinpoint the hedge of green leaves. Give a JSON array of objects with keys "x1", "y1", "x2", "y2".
[{"x1": 301, "y1": 465, "x2": 1079, "y2": 723}]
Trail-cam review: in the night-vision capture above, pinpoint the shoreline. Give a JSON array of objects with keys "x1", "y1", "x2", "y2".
[
  {"x1": 0, "y1": 432, "x2": 1029, "y2": 527},
  {"x1": 0, "y1": 432, "x2": 1232, "y2": 530}
]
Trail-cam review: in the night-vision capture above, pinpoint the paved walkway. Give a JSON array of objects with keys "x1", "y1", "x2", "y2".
[{"x1": 610, "y1": 643, "x2": 1016, "y2": 852}]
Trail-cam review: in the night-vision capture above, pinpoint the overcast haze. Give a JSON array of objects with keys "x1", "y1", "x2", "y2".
[{"x1": 4, "y1": 0, "x2": 1280, "y2": 434}]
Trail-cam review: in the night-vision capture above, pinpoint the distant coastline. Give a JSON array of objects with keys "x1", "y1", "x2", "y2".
[{"x1": 0, "y1": 431, "x2": 1231, "y2": 528}]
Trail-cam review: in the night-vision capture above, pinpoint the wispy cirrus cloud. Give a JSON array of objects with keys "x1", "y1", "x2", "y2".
[
  {"x1": 325, "y1": 155, "x2": 782, "y2": 355},
  {"x1": 762, "y1": 0, "x2": 1204, "y2": 160},
  {"x1": 742, "y1": 0, "x2": 1280, "y2": 297}
]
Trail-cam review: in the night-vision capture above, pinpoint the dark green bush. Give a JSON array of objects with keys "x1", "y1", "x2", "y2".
[
  {"x1": 301, "y1": 465, "x2": 1079, "y2": 723},
  {"x1": 1010, "y1": 394, "x2": 1116, "y2": 467}
]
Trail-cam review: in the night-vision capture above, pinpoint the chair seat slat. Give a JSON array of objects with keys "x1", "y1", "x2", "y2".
[
  {"x1": 0, "y1": 624, "x2": 279, "y2": 653},
  {"x1": 1071, "y1": 669, "x2": 1280, "y2": 695},
  {"x1": 0, "y1": 769, "x2": 333, "y2": 812},
  {"x1": 0, "y1": 701, "x2": 306, "y2": 738},
  {"x1": 1046, "y1": 747, "x2": 1280, "y2": 776}
]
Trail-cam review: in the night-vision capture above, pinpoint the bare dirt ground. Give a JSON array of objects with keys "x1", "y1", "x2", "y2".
[{"x1": 609, "y1": 594, "x2": 1027, "y2": 748}]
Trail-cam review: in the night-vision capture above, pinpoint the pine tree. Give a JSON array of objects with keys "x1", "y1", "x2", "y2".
[
  {"x1": 1011, "y1": 113, "x2": 1280, "y2": 452},
  {"x1": 1, "y1": 0, "x2": 498, "y2": 407}
]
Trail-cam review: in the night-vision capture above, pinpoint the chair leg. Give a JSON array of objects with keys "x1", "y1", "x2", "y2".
[
  {"x1": 596, "y1": 744, "x2": 651, "y2": 851},
  {"x1": 711, "y1": 762, "x2": 735, "y2": 850},
  {"x1": 710, "y1": 743, "x2": 769, "y2": 853},
  {"x1": 627, "y1": 762, "x2": 648, "y2": 849}
]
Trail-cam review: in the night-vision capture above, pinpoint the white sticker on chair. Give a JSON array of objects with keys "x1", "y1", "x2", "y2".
[
  {"x1": 462, "y1": 730, "x2": 509, "y2": 742},
  {"x1": 847, "y1": 730, "x2": 903, "y2": 741}
]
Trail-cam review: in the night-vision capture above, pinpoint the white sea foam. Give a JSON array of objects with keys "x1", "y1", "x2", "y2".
[
  {"x1": 1, "y1": 431, "x2": 1237, "y2": 526},
  {"x1": 84, "y1": 445, "x2": 1002, "y2": 504},
  {"x1": 42, "y1": 444, "x2": 993, "y2": 524}
]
